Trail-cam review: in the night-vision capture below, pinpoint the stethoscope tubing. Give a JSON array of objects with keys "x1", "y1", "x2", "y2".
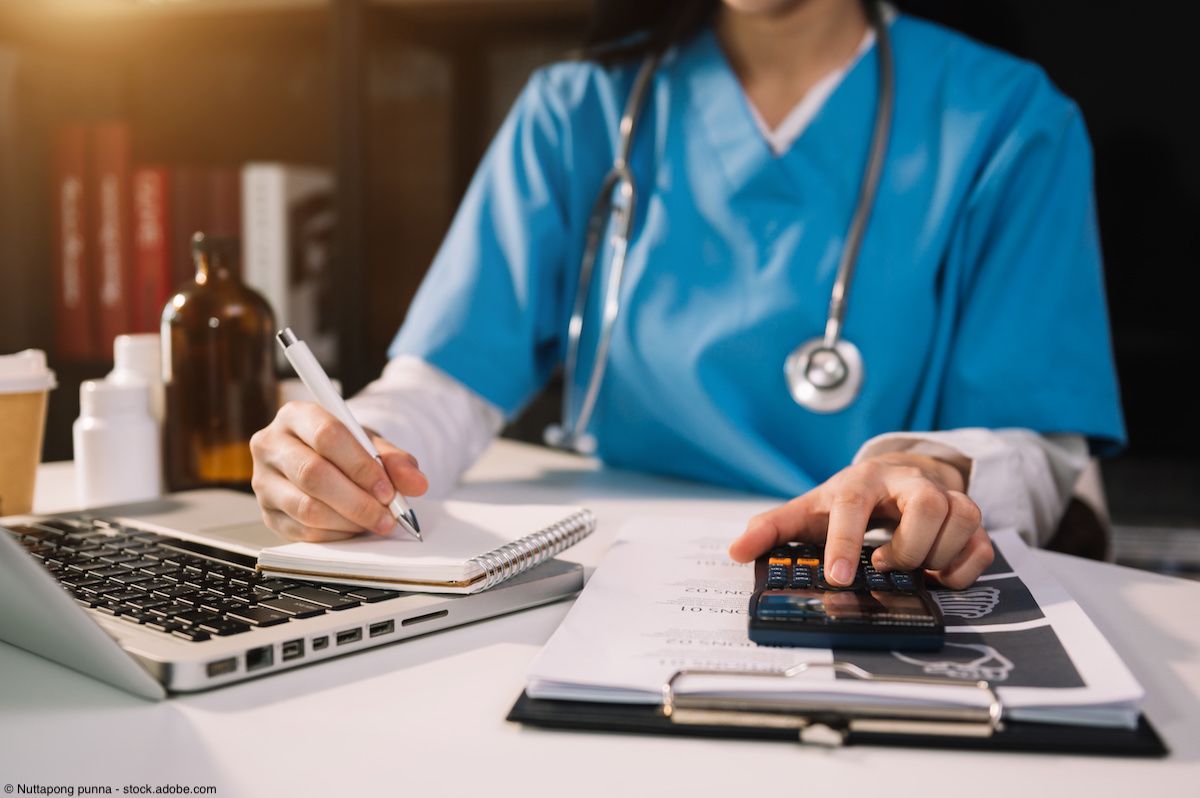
[{"x1": 551, "y1": 0, "x2": 893, "y2": 452}]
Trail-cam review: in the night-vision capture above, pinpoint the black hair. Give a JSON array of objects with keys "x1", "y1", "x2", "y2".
[{"x1": 580, "y1": 0, "x2": 721, "y2": 65}]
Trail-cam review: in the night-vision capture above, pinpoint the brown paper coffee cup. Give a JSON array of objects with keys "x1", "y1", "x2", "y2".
[
  {"x1": 0, "y1": 391, "x2": 49, "y2": 516},
  {"x1": 0, "y1": 350, "x2": 56, "y2": 517}
]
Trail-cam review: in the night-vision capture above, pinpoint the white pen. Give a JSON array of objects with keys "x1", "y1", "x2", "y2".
[{"x1": 276, "y1": 327, "x2": 422, "y2": 541}]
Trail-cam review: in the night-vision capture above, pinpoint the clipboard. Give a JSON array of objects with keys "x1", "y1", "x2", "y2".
[{"x1": 507, "y1": 661, "x2": 1168, "y2": 756}]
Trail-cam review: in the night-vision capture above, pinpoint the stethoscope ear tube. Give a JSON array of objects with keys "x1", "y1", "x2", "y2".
[
  {"x1": 553, "y1": 54, "x2": 661, "y2": 454},
  {"x1": 548, "y1": 1, "x2": 894, "y2": 451},
  {"x1": 784, "y1": 0, "x2": 894, "y2": 414}
]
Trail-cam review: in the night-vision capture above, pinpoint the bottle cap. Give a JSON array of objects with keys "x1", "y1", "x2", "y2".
[
  {"x1": 0, "y1": 349, "x2": 57, "y2": 394},
  {"x1": 111, "y1": 334, "x2": 161, "y2": 384},
  {"x1": 79, "y1": 379, "x2": 149, "y2": 417}
]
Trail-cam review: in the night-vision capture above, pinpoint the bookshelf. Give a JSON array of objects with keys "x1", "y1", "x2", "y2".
[{"x1": 0, "y1": 0, "x2": 588, "y2": 462}]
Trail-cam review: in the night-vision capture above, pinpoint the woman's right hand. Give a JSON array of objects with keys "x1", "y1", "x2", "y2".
[{"x1": 250, "y1": 401, "x2": 429, "y2": 542}]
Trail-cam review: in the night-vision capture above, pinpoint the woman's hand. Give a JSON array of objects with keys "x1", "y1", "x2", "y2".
[
  {"x1": 728, "y1": 453, "x2": 993, "y2": 590},
  {"x1": 249, "y1": 401, "x2": 428, "y2": 542}
]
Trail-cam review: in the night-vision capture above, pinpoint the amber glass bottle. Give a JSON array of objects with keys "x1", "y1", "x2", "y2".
[{"x1": 162, "y1": 233, "x2": 277, "y2": 491}]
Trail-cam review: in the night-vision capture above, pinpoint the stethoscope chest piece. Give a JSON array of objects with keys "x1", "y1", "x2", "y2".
[{"x1": 784, "y1": 337, "x2": 864, "y2": 414}]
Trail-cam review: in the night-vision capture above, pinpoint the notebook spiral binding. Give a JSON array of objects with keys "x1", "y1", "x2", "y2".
[{"x1": 470, "y1": 509, "x2": 596, "y2": 591}]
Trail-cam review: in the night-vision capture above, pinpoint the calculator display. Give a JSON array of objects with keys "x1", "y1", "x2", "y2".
[
  {"x1": 748, "y1": 543, "x2": 944, "y2": 651},
  {"x1": 756, "y1": 589, "x2": 936, "y2": 624}
]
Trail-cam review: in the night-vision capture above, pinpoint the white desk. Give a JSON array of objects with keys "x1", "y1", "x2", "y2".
[{"x1": 2, "y1": 440, "x2": 1197, "y2": 797}]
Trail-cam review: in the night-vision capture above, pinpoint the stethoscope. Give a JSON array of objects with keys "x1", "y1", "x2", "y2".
[{"x1": 545, "y1": 1, "x2": 894, "y2": 455}]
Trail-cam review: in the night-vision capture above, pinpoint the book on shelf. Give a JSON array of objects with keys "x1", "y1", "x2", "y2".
[
  {"x1": 92, "y1": 121, "x2": 134, "y2": 350},
  {"x1": 48, "y1": 120, "x2": 332, "y2": 366},
  {"x1": 241, "y1": 162, "x2": 337, "y2": 370},
  {"x1": 131, "y1": 166, "x2": 172, "y2": 334},
  {"x1": 51, "y1": 124, "x2": 97, "y2": 360}
]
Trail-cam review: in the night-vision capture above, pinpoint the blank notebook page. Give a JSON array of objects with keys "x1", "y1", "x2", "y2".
[{"x1": 256, "y1": 500, "x2": 587, "y2": 583}]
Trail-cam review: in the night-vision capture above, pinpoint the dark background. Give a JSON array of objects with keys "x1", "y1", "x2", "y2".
[
  {"x1": 895, "y1": 1, "x2": 1200, "y2": 522},
  {"x1": 0, "y1": 0, "x2": 1196, "y2": 526}
]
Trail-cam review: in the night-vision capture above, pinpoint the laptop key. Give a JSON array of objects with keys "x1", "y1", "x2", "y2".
[
  {"x1": 224, "y1": 605, "x2": 291, "y2": 627},
  {"x1": 174, "y1": 609, "x2": 224, "y2": 626},
  {"x1": 280, "y1": 586, "x2": 361, "y2": 610},
  {"x1": 99, "y1": 552, "x2": 141, "y2": 565},
  {"x1": 123, "y1": 610, "x2": 159, "y2": 624},
  {"x1": 172, "y1": 627, "x2": 211, "y2": 642},
  {"x1": 92, "y1": 565, "x2": 133, "y2": 579},
  {"x1": 140, "y1": 564, "x2": 181, "y2": 577},
  {"x1": 149, "y1": 602, "x2": 193, "y2": 618},
  {"x1": 196, "y1": 619, "x2": 251, "y2": 637},
  {"x1": 258, "y1": 596, "x2": 326, "y2": 618},
  {"x1": 82, "y1": 583, "x2": 124, "y2": 597},
  {"x1": 346, "y1": 588, "x2": 402, "y2": 603},
  {"x1": 146, "y1": 619, "x2": 185, "y2": 634},
  {"x1": 199, "y1": 598, "x2": 247, "y2": 615},
  {"x1": 138, "y1": 578, "x2": 177, "y2": 594},
  {"x1": 61, "y1": 575, "x2": 105, "y2": 589},
  {"x1": 67, "y1": 560, "x2": 115, "y2": 574},
  {"x1": 258, "y1": 578, "x2": 300, "y2": 593},
  {"x1": 124, "y1": 595, "x2": 170, "y2": 611},
  {"x1": 111, "y1": 572, "x2": 153, "y2": 586},
  {"x1": 152, "y1": 584, "x2": 199, "y2": 601}
]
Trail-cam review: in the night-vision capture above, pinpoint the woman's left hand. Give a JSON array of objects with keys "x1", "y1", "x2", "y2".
[{"x1": 728, "y1": 453, "x2": 994, "y2": 590}]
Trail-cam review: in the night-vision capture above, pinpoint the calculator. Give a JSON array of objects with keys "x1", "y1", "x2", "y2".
[{"x1": 748, "y1": 543, "x2": 944, "y2": 651}]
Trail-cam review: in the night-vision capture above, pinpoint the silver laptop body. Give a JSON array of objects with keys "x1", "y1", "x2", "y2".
[{"x1": 0, "y1": 489, "x2": 583, "y2": 699}]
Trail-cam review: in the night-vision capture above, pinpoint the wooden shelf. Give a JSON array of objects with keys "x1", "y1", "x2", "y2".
[{"x1": 1, "y1": 0, "x2": 586, "y2": 461}]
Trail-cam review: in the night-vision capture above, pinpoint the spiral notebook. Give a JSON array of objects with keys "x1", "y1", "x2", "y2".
[{"x1": 255, "y1": 501, "x2": 595, "y2": 594}]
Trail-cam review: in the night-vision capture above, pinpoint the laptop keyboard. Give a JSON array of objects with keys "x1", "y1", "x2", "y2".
[{"x1": 5, "y1": 516, "x2": 402, "y2": 642}]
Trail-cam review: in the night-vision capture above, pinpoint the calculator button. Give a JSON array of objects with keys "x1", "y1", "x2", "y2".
[
  {"x1": 890, "y1": 573, "x2": 915, "y2": 590},
  {"x1": 768, "y1": 556, "x2": 792, "y2": 566}
]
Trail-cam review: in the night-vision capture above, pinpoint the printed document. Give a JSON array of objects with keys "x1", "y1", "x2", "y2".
[{"x1": 526, "y1": 519, "x2": 1144, "y2": 728}]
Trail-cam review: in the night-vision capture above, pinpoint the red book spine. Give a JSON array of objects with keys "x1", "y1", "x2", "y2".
[
  {"x1": 51, "y1": 124, "x2": 95, "y2": 361},
  {"x1": 131, "y1": 166, "x2": 172, "y2": 333},
  {"x1": 91, "y1": 121, "x2": 134, "y2": 356}
]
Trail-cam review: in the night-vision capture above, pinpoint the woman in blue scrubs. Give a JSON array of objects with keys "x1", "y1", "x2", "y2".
[{"x1": 250, "y1": 0, "x2": 1123, "y2": 590}]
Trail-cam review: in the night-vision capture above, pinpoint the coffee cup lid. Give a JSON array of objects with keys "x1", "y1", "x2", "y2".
[{"x1": 0, "y1": 349, "x2": 58, "y2": 393}]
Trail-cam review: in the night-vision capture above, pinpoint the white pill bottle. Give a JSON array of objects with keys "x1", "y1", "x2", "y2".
[{"x1": 73, "y1": 380, "x2": 162, "y2": 507}]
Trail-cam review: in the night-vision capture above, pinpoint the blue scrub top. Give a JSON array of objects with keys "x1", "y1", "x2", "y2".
[{"x1": 391, "y1": 13, "x2": 1125, "y2": 499}]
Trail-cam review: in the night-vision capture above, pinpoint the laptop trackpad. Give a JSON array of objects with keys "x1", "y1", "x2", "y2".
[{"x1": 190, "y1": 521, "x2": 282, "y2": 557}]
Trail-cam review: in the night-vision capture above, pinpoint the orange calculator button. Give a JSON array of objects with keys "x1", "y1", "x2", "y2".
[
  {"x1": 768, "y1": 557, "x2": 792, "y2": 566},
  {"x1": 794, "y1": 558, "x2": 820, "y2": 566}
]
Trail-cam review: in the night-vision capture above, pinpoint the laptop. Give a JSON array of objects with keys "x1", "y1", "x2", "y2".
[{"x1": 0, "y1": 489, "x2": 583, "y2": 699}]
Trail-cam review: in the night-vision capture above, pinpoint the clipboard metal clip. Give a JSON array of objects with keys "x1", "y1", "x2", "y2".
[{"x1": 659, "y1": 661, "x2": 1004, "y2": 747}]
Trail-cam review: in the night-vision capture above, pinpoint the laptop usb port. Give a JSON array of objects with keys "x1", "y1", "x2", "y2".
[
  {"x1": 246, "y1": 645, "x2": 274, "y2": 672},
  {"x1": 369, "y1": 620, "x2": 394, "y2": 638},
  {"x1": 281, "y1": 639, "x2": 304, "y2": 661},
  {"x1": 312, "y1": 635, "x2": 329, "y2": 651},
  {"x1": 336, "y1": 627, "x2": 362, "y2": 646},
  {"x1": 206, "y1": 657, "x2": 237, "y2": 678}
]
